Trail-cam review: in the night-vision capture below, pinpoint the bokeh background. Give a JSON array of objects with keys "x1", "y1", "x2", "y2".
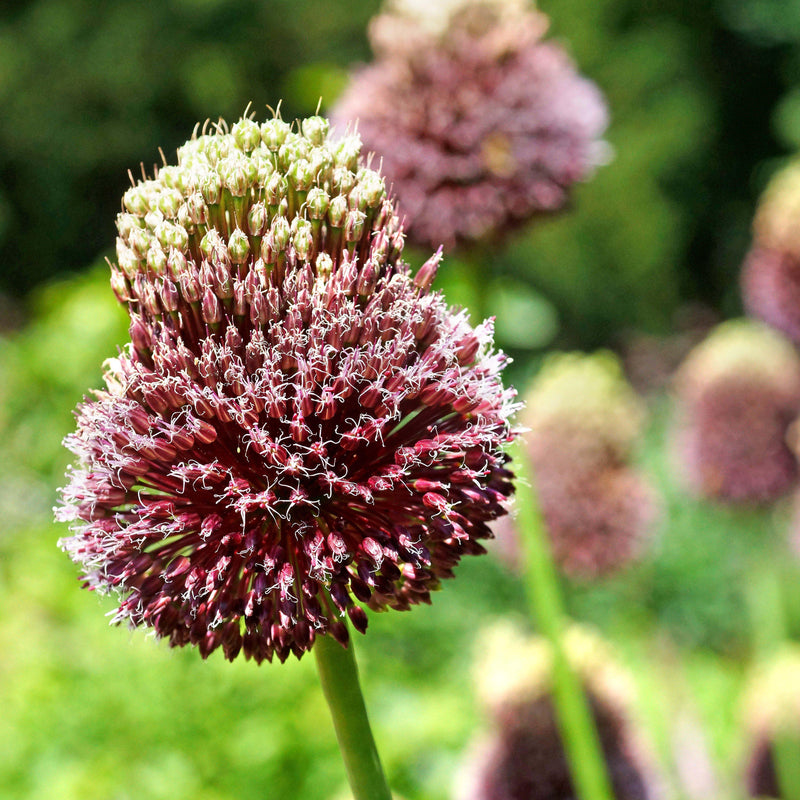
[{"x1": 3, "y1": 0, "x2": 800, "y2": 798}]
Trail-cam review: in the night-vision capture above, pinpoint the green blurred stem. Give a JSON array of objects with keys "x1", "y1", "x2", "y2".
[
  {"x1": 746, "y1": 557, "x2": 800, "y2": 800},
  {"x1": 314, "y1": 630, "x2": 392, "y2": 800},
  {"x1": 511, "y1": 440, "x2": 615, "y2": 800}
]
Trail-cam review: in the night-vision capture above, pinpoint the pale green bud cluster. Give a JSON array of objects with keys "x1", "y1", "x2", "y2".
[
  {"x1": 113, "y1": 112, "x2": 396, "y2": 294},
  {"x1": 522, "y1": 351, "x2": 646, "y2": 465}
]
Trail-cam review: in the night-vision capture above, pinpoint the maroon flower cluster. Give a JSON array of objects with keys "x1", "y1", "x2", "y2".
[
  {"x1": 673, "y1": 319, "x2": 800, "y2": 504},
  {"x1": 56, "y1": 114, "x2": 517, "y2": 663},
  {"x1": 494, "y1": 352, "x2": 658, "y2": 580},
  {"x1": 742, "y1": 160, "x2": 800, "y2": 344},
  {"x1": 331, "y1": 0, "x2": 608, "y2": 250}
]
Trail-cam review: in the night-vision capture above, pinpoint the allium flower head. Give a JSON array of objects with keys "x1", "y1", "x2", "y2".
[
  {"x1": 493, "y1": 352, "x2": 658, "y2": 579},
  {"x1": 742, "y1": 160, "x2": 800, "y2": 344},
  {"x1": 331, "y1": 0, "x2": 609, "y2": 250},
  {"x1": 742, "y1": 648, "x2": 800, "y2": 798},
  {"x1": 56, "y1": 112, "x2": 517, "y2": 663},
  {"x1": 455, "y1": 623, "x2": 654, "y2": 800},
  {"x1": 674, "y1": 319, "x2": 800, "y2": 504}
]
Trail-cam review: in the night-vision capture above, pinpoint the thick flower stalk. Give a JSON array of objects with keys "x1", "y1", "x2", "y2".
[
  {"x1": 455, "y1": 624, "x2": 655, "y2": 800},
  {"x1": 494, "y1": 352, "x2": 658, "y2": 579},
  {"x1": 742, "y1": 160, "x2": 800, "y2": 344},
  {"x1": 331, "y1": 0, "x2": 608, "y2": 250},
  {"x1": 673, "y1": 319, "x2": 800, "y2": 504},
  {"x1": 56, "y1": 113, "x2": 516, "y2": 664}
]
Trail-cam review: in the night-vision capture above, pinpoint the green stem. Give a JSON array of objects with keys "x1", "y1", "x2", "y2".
[
  {"x1": 314, "y1": 630, "x2": 392, "y2": 800},
  {"x1": 511, "y1": 440, "x2": 615, "y2": 800},
  {"x1": 745, "y1": 555, "x2": 800, "y2": 800}
]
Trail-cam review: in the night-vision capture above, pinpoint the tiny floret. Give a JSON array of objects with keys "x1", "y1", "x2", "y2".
[{"x1": 56, "y1": 111, "x2": 517, "y2": 663}]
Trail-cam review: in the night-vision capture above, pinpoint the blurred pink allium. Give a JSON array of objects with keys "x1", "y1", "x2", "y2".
[
  {"x1": 742, "y1": 160, "x2": 800, "y2": 344},
  {"x1": 493, "y1": 352, "x2": 658, "y2": 580},
  {"x1": 456, "y1": 624, "x2": 655, "y2": 800},
  {"x1": 673, "y1": 319, "x2": 800, "y2": 504},
  {"x1": 56, "y1": 113, "x2": 517, "y2": 663},
  {"x1": 331, "y1": 0, "x2": 609, "y2": 250}
]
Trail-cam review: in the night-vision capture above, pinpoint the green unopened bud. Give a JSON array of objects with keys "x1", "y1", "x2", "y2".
[
  {"x1": 331, "y1": 166, "x2": 357, "y2": 196},
  {"x1": 116, "y1": 213, "x2": 141, "y2": 241},
  {"x1": 335, "y1": 136, "x2": 361, "y2": 171},
  {"x1": 220, "y1": 155, "x2": 250, "y2": 197},
  {"x1": 146, "y1": 243, "x2": 167, "y2": 275},
  {"x1": 200, "y1": 229, "x2": 224, "y2": 260},
  {"x1": 252, "y1": 154, "x2": 274, "y2": 184},
  {"x1": 129, "y1": 227, "x2": 153, "y2": 259},
  {"x1": 167, "y1": 248, "x2": 188, "y2": 280},
  {"x1": 266, "y1": 173, "x2": 288, "y2": 206},
  {"x1": 301, "y1": 115, "x2": 330, "y2": 146},
  {"x1": 315, "y1": 252, "x2": 333, "y2": 282},
  {"x1": 278, "y1": 137, "x2": 311, "y2": 171},
  {"x1": 270, "y1": 216, "x2": 291, "y2": 251},
  {"x1": 288, "y1": 158, "x2": 315, "y2": 192},
  {"x1": 232, "y1": 118, "x2": 261, "y2": 152},
  {"x1": 228, "y1": 229, "x2": 251, "y2": 264},
  {"x1": 247, "y1": 202, "x2": 268, "y2": 236},
  {"x1": 306, "y1": 187, "x2": 330, "y2": 219},
  {"x1": 344, "y1": 209, "x2": 366, "y2": 242},
  {"x1": 123, "y1": 185, "x2": 150, "y2": 215},
  {"x1": 186, "y1": 192, "x2": 209, "y2": 225},
  {"x1": 261, "y1": 118, "x2": 291, "y2": 151},
  {"x1": 201, "y1": 174, "x2": 222, "y2": 205},
  {"x1": 357, "y1": 170, "x2": 385, "y2": 208},
  {"x1": 292, "y1": 218, "x2": 314, "y2": 261},
  {"x1": 157, "y1": 187, "x2": 183, "y2": 218},
  {"x1": 308, "y1": 146, "x2": 334, "y2": 182},
  {"x1": 144, "y1": 209, "x2": 164, "y2": 230},
  {"x1": 328, "y1": 195, "x2": 349, "y2": 228},
  {"x1": 159, "y1": 165, "x2": 193, "y2": 194},
  {"x1": 117, "y1": 241, "x2": 142, "y2": 278},
  {"x1": 155, "y1": 221, "x2": 189, "y2": 252}
]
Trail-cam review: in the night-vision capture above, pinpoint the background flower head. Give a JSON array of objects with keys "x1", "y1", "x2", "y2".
[
  {"x1": 673, "y1": 318, "x2": 800, "y2": 504},
  {"x1": 493, "y1": 351, "x2": 658, "y2": 579},
  {"x1": 742, "y1": 160, "x2": 800, "y2": 344},
  {"x1": 56, "y1": 112, "x2": 517, "y2": 664},
  {"x1": 455, "y1": 623, "x2": 655, "y2": 800},
  {"x1": 330, "y1": 0, "x2": 609, "y2": 250}
]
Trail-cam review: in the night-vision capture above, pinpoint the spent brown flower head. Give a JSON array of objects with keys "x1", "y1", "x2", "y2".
[
  {"x1": 455, "y1": 624, "x2": 655, "y2": 800},
  {"x1": 493, "y1": 352, "x2": 658, "y2": 579},
  {"x1": 673, "y1": 319, "x2": 800, "y2": 504},
  {"x1": 56, "y1": 112, "x2": 517, "y2": 663},
  {"x1": 331, "y1": 0, "x2": 609, "y2": 250}
]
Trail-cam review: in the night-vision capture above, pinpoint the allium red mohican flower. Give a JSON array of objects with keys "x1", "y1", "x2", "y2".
[
  {"x1": 330, "y1": 0, "x2": 609, "y2": 250},
  {"x1": 742, "y1": 649, "x2": 800, "y2": 798},
  {"x1": 56, "y1": 114, "x2": 517, "y2": 663},
  {"x1": 673, "y1": 319, "x2": 800, "y2": 504},
  {"x1": 455, "y1": 625, "x2": 654, "y2": 800},
  {"x1": 742, "y1": 160, "x2": 800, "y2": 344},
  {"x1": 493, "y1": 352, "x2": 658, "y2": 579}
]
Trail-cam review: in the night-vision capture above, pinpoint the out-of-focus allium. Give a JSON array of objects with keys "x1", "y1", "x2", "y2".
[
  {"x1": 454, "y1": 623, "x2": 655, "y2": 800},
  {"x1": 673, "y1": 319, "x2": 800, "y2": 504},
  {"x1": 330, "y1": 0, "x2": 609, "y2": 250},
  {"x1": 55, "y1": 113, "x2": 517, "y2": 663},
  {"x1": 493, "y1": 352, "x2": 657, "y2": 579},
  {"x1": 742, "y1": 649, "x2": 800, "y2": 798},
  {"x1": 742, "y1": 161, "x2": 800, "y2": 344}
]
